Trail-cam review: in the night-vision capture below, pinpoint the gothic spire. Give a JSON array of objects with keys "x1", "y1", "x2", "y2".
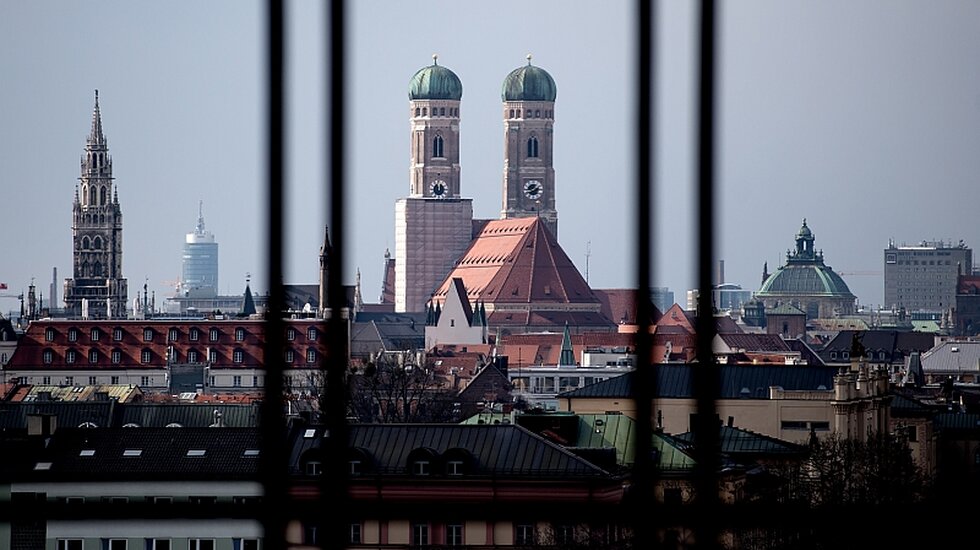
[
  {"x1": 559, "y1": 322, "x2": 575, "y2": 367},
  {"x1": 88, "y1": 90, "x2": 106, "y2": 146}
]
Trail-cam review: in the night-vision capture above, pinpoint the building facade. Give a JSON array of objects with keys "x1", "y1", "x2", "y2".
[
  {"x1": 64, "y1": 91, "x2": 128, "y2": 319},
  {"x1": 179, "y1": 202, "x2": 218, "y2": 298},
  {"x1": 884, "y1": 239, "x2": 972, "y2": 315}
]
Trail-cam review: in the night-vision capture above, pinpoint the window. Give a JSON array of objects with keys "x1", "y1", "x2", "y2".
[
  {"x1": 149, "y1": 496, "x2": 173, "y2": 504},
  {"x1": 89, "y1": 350, "x2": 98, "y2": 364},
  {"x1": 238, "y1": 540, "x2": 260, "y2": 550},
  {"x1": 433, "y1": 134, "x2": 444, "y2": 157},
  {"x1": 209, "y1": 349, "x2": 218, "y2": 363},
  {"x1": 285, "y1": 349, "x2": 294, "y2": 363},
  {"x1": 143, "y1": 328, "x2": 154, "y2": 342},
  {"x1": 307, "y1": 327, "x2": 317, "y2": 341},
  {"x1": 447, "y1": 524, "x2": 463, "y2": 546},
  {"x1": 287, "y1": 327, "x2": 296, "y2": 340},
  {"x1": 68, "y1": 328, "x2": 79, "y2": 342},
  {"x1": 527, "y1": 136, "x2": 539, "y2": 158},
  {"x1": 88, "y1": 376, "x2": 97, "y2": 385},
  {"x1": 349, "y1": 459, "x2": 362, "y2": 476},
  {"x1": 186, "y1": 449, "x2": 207, "y2": 457},
  {"x1": 111, "y1": 376, "x2": 120, "y2": 384},
  {"x1": 168, "y1": 328, "x2": 179, "y2": 342},
  {"x1": 113, "y1": 327, "x2": 123, "y2": 341},
  {"x1": 349, "y1": 524, "x2": 362, "y2": 545},
  {"x1": 141, "y1": 349, "x2": 152, "y2": 364},
  {"x1": 123, "y1": 449, "x2": 142, "y2": 457},
  {"x1": 189, "y1": 540, "x2": 215, "y2": 550},
  {"x1": 556, "y1": 524, "x2": 574, "y2": 546},
  {"x1": 141, "y1": 376, "x2": 151, "y2": 387},
  {"x1": 412, "y1": 460, "x2": 430, "y2": 476},
  {"x1": 235, "y1": 327, "x2": 245, "y2": 341},
  {"x1": 188, "y1": 349, "x2": 199, "y2": 363},
  {"x1": 306, "y1": 460, "x2": 323, "y2": 476},
  {"x1": 233, "y1": 375, "x2": 242, "y2": 387},
  {"x1": 189, "y1": 496, "x2": 217, "y2": 505},
  {"x1": 307, "y1": 348, "x2": 317, "y2": 363},
  {"x1": 412, "y1": 523, "x2": 429, "y2": 546},
  {"x1": 190, "y1": 327, "x2": 200, "y2": 341},
  {"x1": 446, "y1": 460, "x2": 464, "y2": 476},
  {"x1": 42, "y1": 376, "x2": 51, "y2": 385},
  {"x1": 112, "y1": 349, "x2": 121, "y2": 364},
  {"x1": 57, "y1": 540, "x2": 83, "y2": 550},
  {"x1": 148, "y1": 540, "x2": 171, "y2": 550},
  {"x1": 210, "y1": 328, "x2": 219, "y2": 342},
  {"x1": 45, "y1": 328, "x2": 55, "y2": 342},
  {"x1": 515, "y1": 524, "x2": 535, "y2": 546},
  {"x1": 66, "y1": 376, "x2": 74, "y2": 386},
  {"x1": 66, "y1": 349, "x2": 76, "y2": 364},
  {"x1": 233, "y1": 349, "x2": 244, "y2": 363},
  {"x1": 43, "y1": 349, "x2": 53, "y2": 364}
]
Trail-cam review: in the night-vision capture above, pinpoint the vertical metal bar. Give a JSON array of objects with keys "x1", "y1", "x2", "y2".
[
  {"x1": 322, "y1": 1, "x2": 350, "y2": 549},
  {"x1": 260, "y1": 0, "x2": 288, "y2": 549},
  {"x1": 693, "y1": 0, "x2": 720, "y2": 547},
  {"x1": 631, "y1": 0, "x2": 657, "y2": 548}
]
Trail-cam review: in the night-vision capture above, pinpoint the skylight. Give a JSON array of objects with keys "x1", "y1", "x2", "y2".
[
  {"x1": 243, "y1": 449, "x2": 260, "y2": 457},
  {"x1": 123, "y1": 449, "x2": 142, "y2": 457},
  {"x1": 303, "y1": 428, "x2": 317, "y2": 438},
  {"x1": 79, "y1": 449, "x2": 96, "y2": 457},
  {"x1": 186, "y1": 449, "x2": 206, "y2": 457},
  {"x1": 34, "y1": 462, "x2": 52, "y2": 470}
]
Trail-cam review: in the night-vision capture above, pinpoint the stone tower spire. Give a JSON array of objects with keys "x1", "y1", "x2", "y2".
[
  {"x1": 318, "y1": 224, "x2": 332, "y2": 317},
  {"x1": 64, "y1": 91, "x2": 128, "y2": 318},
  {"x1": 500, "y1": 56, "x2": 559, "y2": 238}
]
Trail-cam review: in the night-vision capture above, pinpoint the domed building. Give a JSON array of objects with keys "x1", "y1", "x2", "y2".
[
  {"x1": 755, "y1": 219, "x2": 856, "y2": 319},
  {"x1": 500, "y1": 55, "x2": 559, "y2": 238}
]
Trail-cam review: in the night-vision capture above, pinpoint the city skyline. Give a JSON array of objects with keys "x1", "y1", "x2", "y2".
[{"x1": 2, "y1": 1, "x2": 979, "y2": 314}]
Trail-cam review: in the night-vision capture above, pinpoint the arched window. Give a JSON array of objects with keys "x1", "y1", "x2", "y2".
[
  {"x1": 415, "y1": 107, "x2": 420, "y2": 116},
  {"x1": 439, "y1": 107, "x2": 445, "y2": 116},
  {"x1": 527, "y1": 136, "x2": 539, "y2": 158},
  {"x1": 89, "y1": 186, "x2": 96, "y2": 205},
  {"x1": 93, "y1": 262, "x2": 102, "y2": 277},
  {"x1": 422, "y1": 107, "x2": 427, "y2": 116},
  {"x1": 433, "y1": 134, "x2": 444, "y2": 158},
  {"x1": 81, "y1": 261, "x2": 90, "y2": 277},
  {"x1": 100, "y1": 186, "x2": 107, "y2": 205},
  {"x1": 509, "y1": 109, "x2": 515, "y2": 118},
  {"x1": 93, "y1": 236, "x2": 102, "y2": 249},
  {"x1": 82, "y1": 236, "x2": 90, "y2": 250}
]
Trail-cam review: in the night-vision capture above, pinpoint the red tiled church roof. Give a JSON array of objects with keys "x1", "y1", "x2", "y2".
[{"x1": 432, "y1": 218, "x2": 600, "y2": 307}]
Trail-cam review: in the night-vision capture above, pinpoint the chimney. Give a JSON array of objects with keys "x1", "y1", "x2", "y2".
[{"x1": 716, "y1": 260, "x2": 725, "y2": 286}]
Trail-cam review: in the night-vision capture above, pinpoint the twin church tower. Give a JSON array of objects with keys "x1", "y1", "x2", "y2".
[{"x1": 395, "y1": 56, "x2": 559, "y2": 312}]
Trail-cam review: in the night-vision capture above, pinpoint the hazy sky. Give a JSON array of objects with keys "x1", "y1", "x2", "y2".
[{"x1": 2, "y1": 1, "x2": 979, "y2": 316}]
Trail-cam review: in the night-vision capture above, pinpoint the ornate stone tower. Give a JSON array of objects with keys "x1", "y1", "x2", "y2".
[
  {"x1": 395, "y1": 58, "x2": 473, "y2": 312},
  {"x1": 409, "y1": 54, "x2": 462, "y2": 199},
  {"x1": 501, "y1": 55, "x2": 558, "y2": 238},
  {"x1": 64, "y1": 91, "x2": 128, "y2": 319}
]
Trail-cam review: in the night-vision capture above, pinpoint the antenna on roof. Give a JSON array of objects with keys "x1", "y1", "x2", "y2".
[{"x1": 585, "y1": 241, "x2": 591, "y2": 285}]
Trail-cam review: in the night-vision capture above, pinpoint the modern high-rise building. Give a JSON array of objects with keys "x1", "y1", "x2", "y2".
[
  {"x1": 395, "y1": 57, "x2": 474, "y2": 313},
  {"x1": 500, "y1": 55, "x2": 558, "y2": 238},
  {"x1": 64, "y1": 91, "x2": 128, "y2": 319},
  {"x1": 179, "y1": 201, "x2": 218, "y2": 298},
  {"x1": 884, "y1": 239, "x2": 972, "y2": 314}
]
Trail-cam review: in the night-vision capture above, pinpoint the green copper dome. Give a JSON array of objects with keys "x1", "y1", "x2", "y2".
[
  {"x1": 502, "y1": 57, "x2": 557, "y2": 102},
  {"x1": 408, "y1": 57, "x2": 462, "y2": 101},
  {"x1": 757, "y1": 219, "x2": 855, "y2": 298}
]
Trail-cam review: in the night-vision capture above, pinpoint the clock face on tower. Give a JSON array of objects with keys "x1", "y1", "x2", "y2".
[
  {"x1": 523, "y1": 180, "x2": 543, "y2": 200},
  {"x1": 430, "y1": 180, "x2": 448, "y2": 198}
]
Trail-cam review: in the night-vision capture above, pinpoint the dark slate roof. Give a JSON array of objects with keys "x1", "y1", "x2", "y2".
[
  {"x1": 933, "y1": 413, "x2": 980, "y2": 434},
  {"x1": 783, "y1": 338, "x2": 826, "y2": 367},
  {"x1": 16, "y1": 427, "x2": 260, "y2": 481},
  {"x1": 118, "y1": 403, "x2": 261, "y2": 427},
  {"x1": 291, "y1": 423, "x2": 609, "y2": 478},
  {"x1": 818, "y1": 330, "x2": 935, "y2": 363},
  {"x1": 674, "y1": 425, "x2": 807, "y2": 457},
  {"x1": 0, "y1": 401, "x2": 115, "y2": 431},
  {"x1": 921, "y1": 341, "x2": 980, "y2": 374},
  {"x1": 557, "y1": 364, "x2": 837, "y2": 399},
  {"x1": 719, "y1": 333, "x2": 791, "y2": 352}
]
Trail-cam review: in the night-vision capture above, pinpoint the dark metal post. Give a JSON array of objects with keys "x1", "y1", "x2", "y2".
[
  {"x1": 260, "y1": 1, "x2": 288, "y2": 549},
  {"x1": 693, "y1": 0, "x2": 721, "y2": 548}
]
